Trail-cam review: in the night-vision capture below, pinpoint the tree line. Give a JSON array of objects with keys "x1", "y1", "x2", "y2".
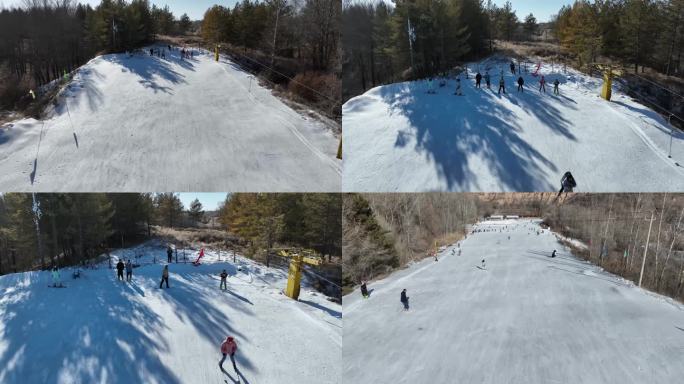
[
  {"x1": 201, "y1": 0, "x2": 340, "y2": 117},
  {"x1": 218, "y1": 193, "x2": 342, "y2": 259},
  {"x1": 342, "y1": 0, "x2": 529, "y2": 100},
  {"x1": 553, "y1": 0, "x2": 683, "y2": 75},
  {"x1": 0, "y1": 0, "x2": 189, "y2": 109}
]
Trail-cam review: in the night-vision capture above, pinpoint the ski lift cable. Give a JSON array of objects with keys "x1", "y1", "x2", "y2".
[
  {"x1": 303, "y1": 265, "x2": 341, "y2": 288},
  {"x1": 220, "y1": 47, "x2": 336, "y2": 103},
  {"x1": 627, "y1": 72, "x2": 684, "y2": 100}
]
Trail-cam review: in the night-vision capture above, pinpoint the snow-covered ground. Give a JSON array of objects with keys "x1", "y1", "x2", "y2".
[
  {"x1": 342, "y1": 56, "x2": 684, "y2": 191},
  {"x1": 0, "y1": 242, "x2": 341, "y2": 384},
  {"x1": 0, "y1": 46, "x2": 340, "y2": 192},
  {"x1": 343, "y1": 218, "x2": 684, "y2": 384}
]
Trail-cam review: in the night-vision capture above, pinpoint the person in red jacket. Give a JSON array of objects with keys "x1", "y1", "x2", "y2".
[{"x1": 220, "y1": 336, "x2": 238, "y2": 372}]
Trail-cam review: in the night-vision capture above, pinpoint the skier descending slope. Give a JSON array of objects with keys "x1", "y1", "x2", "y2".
[
  {"x1": 361, "y1": 281, "x2": 369, "y2": 298},
  {"x1": 484, "y1": 71, "x2": 491, "y2": 89},
  {"x1": 454, "y1": 77, "x2": 463, "y2": 96},
  {"x1": 116, "y1": 259, "x2": 125, "y2": 281},
  {"x1": 220, "y1": 269, "x2": 228, "y2": 290},
  {"x1": 498, "y1": 76, "x2": 506, "y2": 94},
  {"x1": 475, "y1": 72, "x2": 482, "y2": 89},
  {"x1": 50, "y1": 266, "x2": 64, "y2": 288},
  {"x1": 400, "y1": 289, "x2": 409, "y2": 311},
  {"x1": 557, "y1": 171, "x2": 577, "y2": 197},
  {"x1": 160, "y1": 265, "x2": 170, "y2": 289},
  {"x1": 125, "y1": 259, "x2": 133, "y2": 282},
  {"x1": 220, "y1": 336, "x2": 239, "y2": 374},
  {"x1": 551, "y1": 250, "x2": 557, "y2": 258},
  {"x1": 539, "y1": 75, "x2": 547, "y2": 93},
  {"x1": 553, "y1": 79, "x2": 560, "y2": 95},
  {"x1": 517, "y1": 76, "x2": 525, "y2": 92}
]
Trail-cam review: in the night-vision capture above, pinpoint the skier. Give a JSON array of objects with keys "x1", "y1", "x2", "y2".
[
  {"x1": 551, "y1": 250, "x2": 557, "y2": 258},
  {"x1": 400, "y1": 289, "x2": 409, "y2": 311},
  {"x1": 454, "y1": 77, "x2": 462, "y2": 95},
  {"x1": 160, "y1": 265, "x2": 170, "y2": 289},
  {"x1": 498, "y1": 76, "x2": 506, "y2": 94},
  {"x1": 427, "y1": 78, "x2": 436, "y2": 94},
  {"x1": 510, "y1": 61, "x2": 516, "y2": 74},
  {"x1": 220, "y1": 269, "x2": 228, "y2": 290},
  {"x1": 553, "y1": 79, "x2": 560, "y2": 95},
  {"x1": 125, "y1": 259, "x2": 133, "y2": 282},
  {"x1": 557, "y1": 171, "x2": 577, "y2": 197},
  {"x1": 481, "y1": 259, "x2": 486, "y2": 269},
  {"x1": 149, "y1": 48, "x2": 153, "y2": 56},
  {"x1": 116, "y1": 259, "x2": 125, "y2": 281},
  {"x1": 167, "y1": 245, "x2": 173, "y2": 263},
  {"x1": 484, "y1": 72, "x2": 491, "y2": 89},
  {"x1": 220, "y1": 336, "x2": 239, "y2": 373},
  {"x1": 475, "y1": 72, "x2": 482, "y2": 89},
  {"x1": 517, "y1": 76, "x2": 525, "y2": 92},
  {"x1": 51, "y1": 266, "x2": 62, "y2": 287},
  {"x1": 360, "y1": 281, "x2": 369, "y2": 298},
  {"x1": 539, "y1": 75, "x2": 547, "y2": 93}
]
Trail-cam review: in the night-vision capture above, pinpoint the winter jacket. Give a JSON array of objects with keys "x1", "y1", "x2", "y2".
[
  {"x1": 484, "y1": 74, "x2": 490, "y2": 82},
  {"x1": 116, "y1": 261, "x2": 125, "y2": 272},
  {"x1": 162, "y1": 266, "x2": 169, "y2": 278},
  {"x1": 220, "y1": 272, "x2": 228, "y2": 280},
  {"x1": 221, "y1": 339, "x2": 238, "y2": 355},
  {"x1": 400, "y1": 291, "x2": 408, "y2": 303},
  {"x1": 475, "y1": 73, "x2": 482, "y2": 81},
  {"x1": 361, "y1": 283, "x2": 368, "y2": 295},
  {"x1": 517, "y1": 77, "x2": 524, "y2": 85},
  {"x1": 540, "y1": 77, "x2": 546, "y2": 84},
  {"x1": 126, "y1": 262, "x2": 133, "y2": 272}
]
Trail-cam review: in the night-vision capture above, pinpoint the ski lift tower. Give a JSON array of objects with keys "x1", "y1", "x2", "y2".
[
  {"x1": 278, "y1": 249, "x2": 322, "y2": 300},
  {"x1": 591, "y1": 64, "x2": 623, "y2": 101}
]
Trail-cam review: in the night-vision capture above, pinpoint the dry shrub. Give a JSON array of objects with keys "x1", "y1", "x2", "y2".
[{"x1": 288, "y1": 71, "x2": 340, "y2": 117}]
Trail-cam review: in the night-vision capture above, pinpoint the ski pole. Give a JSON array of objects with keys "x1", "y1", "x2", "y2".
[{"x1": 668, "y1": 114, "x2": 673, "y2": 159}]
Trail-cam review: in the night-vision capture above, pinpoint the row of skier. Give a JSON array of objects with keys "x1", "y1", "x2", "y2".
[{"x1": 430, "y1": 72, "x2": 561, "y2": 96}]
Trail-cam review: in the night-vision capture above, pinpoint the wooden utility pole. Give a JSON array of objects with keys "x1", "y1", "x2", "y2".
[{"x1": 638, "y1": 211, "x2": 656, "y2": 287}]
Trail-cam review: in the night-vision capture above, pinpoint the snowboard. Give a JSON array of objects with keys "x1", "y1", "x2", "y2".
[
  {"x1": 476, "y1": 266, "x2": 487, "y2": 271},
  {"x1": 48, "y1": 284, "x2": 67, "y2": 288}
]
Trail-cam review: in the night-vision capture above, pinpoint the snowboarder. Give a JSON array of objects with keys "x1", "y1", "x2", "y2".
[
  {"x1": 475, "y1": 72, "x2": 482, "y2": 89},
  {"x1": 481, "y1": 259, "x2": 486, "y2": 269},
  {"x1": 557, "y1": 171, "x2": 577, "y2": 197},
  {"x1": 552, "y1": 250, "x2": 557, "y2": 258},
  {"x1": 517, "y1": 76, "x2": 525, "y2": 92},
  {"x1": 498, "y1": 77, "x2": 506, "y2": 94},
  {"x1": 125, "y1": 259, "x2": 133, "y2": 282},
  {"x1": 539, "y1": 75, "x2": 547, "y2": 93},
  {"x1": 510, "y1": 61, "x2": 516, "y2": 74},
  {"x1": 116, "y1": 259, "x2": 125, "y2": 281},
  {"x1": 220, "y1": 269, "x2": 228, "y2": 290},
  {"x1": 360, "y1": 281, "x2": 369, "y2": 298},
  {"x1": 454, "y1": 77, "x2": 463, "y2": 95},
  {"x1": 553, "y1": 79, "x2": 560, "y2": 95},
  {"x1": 167, "y1": 245, "x2": 173, "y2": 263},
  {"x1": 160, "y1": 265, "x2": 170, "y2": 289},
  {"x1": 400, "y1": 289, "x2": 409, "y2": 311},
  {"x1": 220, "y1": 336, "x2": 238, "y2": 373},
  {"x1": 484, "y1": 72, "x2": 491, "y2": 89}
]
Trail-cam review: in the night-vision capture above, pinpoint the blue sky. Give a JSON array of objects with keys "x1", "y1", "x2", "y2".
[
  {"x1": 492, "y1": 0, "x2": 575, "y2": 22},
  {"x1": 0, "y1": 0, "x2": 240, "y2": 20},
  {"x1": 177, "y1": 193, "x2": 228, "y2": 211}
]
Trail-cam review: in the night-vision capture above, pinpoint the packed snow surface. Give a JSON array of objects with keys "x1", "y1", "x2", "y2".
[
  {"x1": 0, "y1": 46, "x2": 340, "y2": 191},
  {"x1": 0, "y1": 242, "x2": 341, "y2": 384},
  {"x1": 342, "y1": 57, "x2": 684, "y2": 191},
  {"x1": 343, "y1": 218, "x2": 684, "y2": 384}
]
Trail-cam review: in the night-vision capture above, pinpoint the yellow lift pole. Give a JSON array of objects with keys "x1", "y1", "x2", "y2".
[
  {"x1": 278, "y1": 249, "x2": 322, "y2": 300},
  {"x1": 592, "y1": 64, "x2": 623, "y2": 101}
]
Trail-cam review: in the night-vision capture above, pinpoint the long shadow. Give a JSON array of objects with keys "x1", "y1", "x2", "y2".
[
  {"x1": 154, "y1": 272, "x2": 256, "y2": 373},
  {"x1": 546, "y1": 265, "x2": 630, "y2": 287},
  {"x1": 69, "y1": 66, "x2": 105, "y2": 112},
  {"x1": 104, "y1": 53, "x2": 187, "y2": 95},
  {"x1": 298, "y1": 299, "x2": 342, "y2": 319},
  {"x1": 0, "y1": 271, "x2": 180, "y2": 383},
  {"x1": 225, "y1": 287, "x2": 254, "y2": 305},
  {"x1": 381, "y1": 77, "x2": 559, "y2": 191},
  {"x1": 29, "y1": 158, "x2": 37, "y2": 184},
  {"x1": 676, "y1": 326, "x2": 684, "y2": 333}
]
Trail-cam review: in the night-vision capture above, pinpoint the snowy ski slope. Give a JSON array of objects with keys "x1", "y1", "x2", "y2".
[
  {"x1": 343, "y1": 218, "x2": 684, "y2": 384},
  {"x1": 0, "y1": 46, "x2": 340, "y2": 192},
  {"x1": 342, "y1": 57, "x2": 684, "y2": 192},
  {"x1": 0, "y1": 242, "x2": 341, "y2": 384}
]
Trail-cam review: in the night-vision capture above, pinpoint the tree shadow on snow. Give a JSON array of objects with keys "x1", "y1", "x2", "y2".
[
  {"x1": 298, "y1": 299, "x2": 342, "y2": 319},
  {"x1": 104, "y1": 54, "x2": 188, "y2": 95},
  {"x1": 0, "y1": 271, "x2": 180, "y2": 384},
  {"x1": 379, "y1": 75, "x2": 571, "y2": 191}
]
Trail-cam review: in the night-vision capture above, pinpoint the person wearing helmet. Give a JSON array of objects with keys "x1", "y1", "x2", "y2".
[
  {"x1": 558, "y1": 171, "x2": 577, "y2": 197},
  {"x1": 220, "y1": 269, "x2": 228, "y2": 290},
  {"x1": 220, "y1": 336, "x2": 238, "y2": 372}
]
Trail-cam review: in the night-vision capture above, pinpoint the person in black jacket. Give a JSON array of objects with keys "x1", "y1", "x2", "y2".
[
  {"x1": 400, "y1": 289, "x2": 409, "y2": 311},
  {"x1": 116, "y1": 260, "x2": 125, "y2": 281},
  {"x1": 558, "y1": 171, "x2": 577, "y2": 197},
  {"x1": 167, "y1": 245, "x2": 173, "y2": 263},
  {"x1": 517, "y1": 76, "x2": 525, "y2": 92},
  {"x1": 220, "y1": 269, "x2": 228, "y2": 290},
  {"x1": 360, "y1": 282, "x2": 369, "y2": 298},
  {"x1": 475, "y1": 72, "x2": 482, "y2": 89}
]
